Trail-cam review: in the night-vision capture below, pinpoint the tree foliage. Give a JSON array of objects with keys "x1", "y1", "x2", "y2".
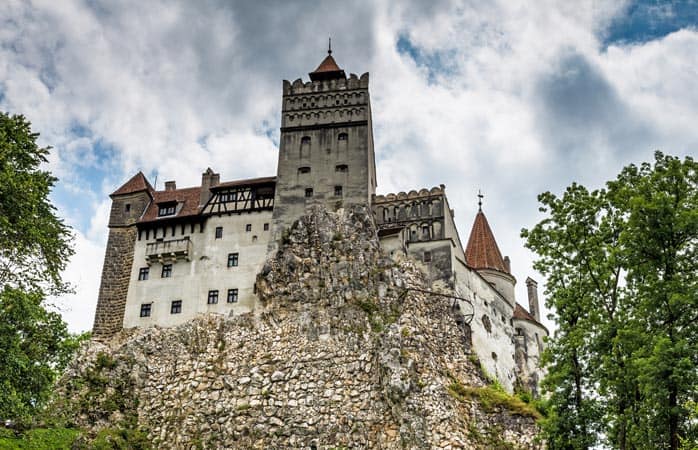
[
  {"x1": 0, "y1": 113, "x2": 80, "y2": 424},
  {"x1": 522, "y1": 152, "x2": 697, "y2": 449},
  {"x1": 0, "y1": 112, "x2": 73, "y2": 295}
]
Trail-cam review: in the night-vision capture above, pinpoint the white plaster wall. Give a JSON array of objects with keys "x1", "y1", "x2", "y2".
[
  {"x1": 123, "y1": 211, "x2": 272, "y2": 328},
  {"x1": 453, "y1": 256, "x2": 517, "y2": 392},
  {"x1": 514, "y1": 318, "x2": 548, "y2": 390}
]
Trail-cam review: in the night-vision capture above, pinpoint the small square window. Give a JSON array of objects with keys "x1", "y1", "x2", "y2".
[
  {"x1": 208, "y1": 290, "x2": 219, "y2": 305},
  {"x1": 227, "y1": 253, "x2": 239, "y2": 267},
  {"x1": 245, "y1": 224, "x2": 252, "y2": 232},
  {"x1": 423, "y1": 251, "x2": 432, "y2": 263},
  {"x1": 140, "y1": 303, "x2": 151, "y2": 317},
  {"x1": 138, "y1": 267, "x2": 149, "y2": 281},
  {"x1": 158, "y1": 203, "x2": 176, "y2": 217},
  {"x1": 161, "y1": 264, "x2": 172, "y2": 278},
  {"x1": 305, "y1": 188, "x2": 313, "y2": 198},
  {"x1": 215, "y1": 226, "x2": 223, "y2": 239},
  {"x1": 227, "y1": 288, "x2": 239, "y2": 303},
  {"x1": 263, "y1": 223, "x2": 269, "y2": 231},
  {"x1": 171, "y1": 300, "x2": 182, "y2": 314},
  {"x1": 298, "y1": 166, "x2": 311, "y2": 174},
  {"x1": 334, "y1": 186, "x2": 343, "y2": 197},
  {"x1": 335, "y1": 164, "x2": 348, "y2": 173}
]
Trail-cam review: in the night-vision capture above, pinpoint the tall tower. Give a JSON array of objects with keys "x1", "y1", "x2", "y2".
[
  {"x1": 92, "y1": 172, "x2": 153, "y2": 338},
  {"x1": 271, "y1": 46, "x2": 377, "y2": 236}
]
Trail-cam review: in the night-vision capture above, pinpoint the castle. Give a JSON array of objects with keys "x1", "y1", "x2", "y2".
[{"x1": 92, "y1": 48, "x2": 548, "y2": 394}]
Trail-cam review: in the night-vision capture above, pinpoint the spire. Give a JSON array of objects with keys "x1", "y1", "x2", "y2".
[
  {"x1": 309, "y1": 40, "x2": 346, "y2": 81},
  {"x1": 465, "y1": 208, "x2": 509, "y2": 273}
]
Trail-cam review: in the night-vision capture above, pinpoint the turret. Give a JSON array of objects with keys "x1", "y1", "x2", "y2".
[
  {"x1": 464, "y1": 201, "x2": 517, "y2": 305},
  {"x1": 93, "y1": 172, "x2": 153, "y2": 338}
]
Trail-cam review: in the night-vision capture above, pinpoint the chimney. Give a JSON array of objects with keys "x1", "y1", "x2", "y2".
[
  {"x1": 165, "y1": 180, "x2": 177, "y2": 191},
  {"x1": 526, "y1": 277, "x2": 541, "y2": 322},
  {"x1": 503, "y1": 256, "x2": 511, "y2": 273},
  {"x1": 200, "y1": 168, "x2": 220, "y2": 206}
]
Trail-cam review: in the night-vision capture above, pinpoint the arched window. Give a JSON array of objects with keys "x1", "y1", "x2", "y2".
[{"x1": 338, "y1": 133, "x2": 348, "y2": 141}]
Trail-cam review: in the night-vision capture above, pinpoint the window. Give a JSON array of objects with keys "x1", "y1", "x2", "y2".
[
  {"x1": 207, "y1": 290, "x2": 219, "y2": 305},
  {"x1": 161, "y1": 264, "x2": 172, "y2": 278},
  {"x1": 334, "y1": 185, "x2": 343, "y2": 197},
  {"x1": 422, "y1": 225, "x2": 430, "y2": 238},
  {"x1": 158, "y1": 203, "x2": 176, "y2": 216},
  {"x1": 301, "y1": 136, "x2": 311, "y2": 144},
  {"x1": 298, "y1": 166, "x2": 311, "y2": 174},
  {"x1": 138, "y1": 267, "x2": 149, "y2": 281},
  {"x1": 227, "y1": 253, "x2": 239, "y2": 267},
  {"x1": 215, "y1": 226, "x2": 223, "y2": 239},
  {"x1": 227, "y1": 289, "x2": 239, "y2": 303},
  {"x1": 423, "y1": 251, "x2": 432, "y2": 263},
  {"x1": 221, "y1": 191, "x2": 237, "y2": 202},
  {"x1": 125, "y1": 203, "x2": 131, "y2": 212},
  {"x1": 335, "y1": 164, "x2": 348, "y2": 173},
  {"x1": 140, "y1": 303, "x2": 151, "y2": 317},
  {"x1": 170, "y1": 300, "x2": 182, "y2": 314},
  {"x1": 245, "y1": 224, "x2": 252, "y2": 232},
  {"x1": 263, "y1": 223, "x2": 269, "y2": 231},
  {"x1": 305, "y1": 188, "x2": 313, "y2": 198},
  {"x1": 338, "y1": 133, "x2": 348, "y2": 141}
]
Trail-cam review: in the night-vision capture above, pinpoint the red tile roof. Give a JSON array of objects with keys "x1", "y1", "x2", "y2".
[
  {"x1": 513, "y1": 303, "x2": 548, "y2": 332},
  {"x1": 313, "y1": 54, "x2": 342, "y2": 73},
  {"x1": 465, "y1": 210, "x2": 508, "y2": 273},
  {"x1": 213, "y1": 176, "x2": 277, "y2": 190},
  {"x1": 139, "y1": 187, "x2": 202, "y2": 222},
  {"x1": 309, "y1": 54, "x2": 346, "y2": 81},
  {"x1": 513, "y1": 303, "x2": 536, "y2": 322},
  {"x1": 110, "y1": 171, "x2": 154, "y2": 197}
]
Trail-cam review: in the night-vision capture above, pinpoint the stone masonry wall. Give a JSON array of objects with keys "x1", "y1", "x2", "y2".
[
  {"x1": 92, "y1": 226, "x2": 137, "y2": 338},
  {"x1": 61, "y1": 207, "x2": 542, "y2": 449}
]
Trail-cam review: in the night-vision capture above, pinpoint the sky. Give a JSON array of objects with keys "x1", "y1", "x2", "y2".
[{"x1": 1, "y1": 0, "x2": 697, "y2": 333}]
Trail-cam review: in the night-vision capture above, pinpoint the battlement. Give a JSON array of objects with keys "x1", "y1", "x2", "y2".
[
  {"x1": 374, "y1": 185, "x2": 445, "y2": 204},
  {"x1": 282, "y1": 72, "x2": 369, "y2": 96}
]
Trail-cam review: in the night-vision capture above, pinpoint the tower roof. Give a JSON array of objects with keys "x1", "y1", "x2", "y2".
[
  {"x1": 309, "y1": 42, "x2": 346, "y2": 81},
  {"x1": 110, "y1": 171, "x2": 154, "y2": 197},
  {"x1": 465, "y1": 210, "x2": 509, "y2": 273}
]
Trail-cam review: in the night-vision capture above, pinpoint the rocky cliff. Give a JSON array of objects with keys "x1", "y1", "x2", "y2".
[{"x1": 54, "y1": 207, "x2": 542, "y2": 449}]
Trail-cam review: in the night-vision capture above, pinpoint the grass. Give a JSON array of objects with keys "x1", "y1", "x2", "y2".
[
  {"x1": 0, "y1": 427, "x2": 80, "y2": 450},
  {"x1": 448, "y1": 380, "x2": 543, "y2": 420}
]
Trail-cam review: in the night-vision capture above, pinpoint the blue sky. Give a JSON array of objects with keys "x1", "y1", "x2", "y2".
[{"x1": 1, "y1": 0, "x2": 697, "y2": 332}]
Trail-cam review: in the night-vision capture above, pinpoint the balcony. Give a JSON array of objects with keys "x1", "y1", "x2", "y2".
[{"x1": 145, "y1": 237, "x2": 192, "y2": 264}]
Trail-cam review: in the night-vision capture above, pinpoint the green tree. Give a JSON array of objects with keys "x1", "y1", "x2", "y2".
[
  {"x1": 0, "y1": 113, "x2": 77, "y2": 423},
  {"x1": 0, "y1": 112, "x2": 73, "y2": 295},
  {"x1": 522, "y1": 152, "x2": 697, "y2": 449}
]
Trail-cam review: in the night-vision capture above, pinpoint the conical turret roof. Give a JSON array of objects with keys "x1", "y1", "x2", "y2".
[
  {"x1": 110, "y1": 171, "x2": 154, "y2": 197},
  {"x1": 465, "y1": 209, "x2": 509, "y2": 273},
  {"x1": 309, "y1": 44, "x2": 346, "y2": 81}
]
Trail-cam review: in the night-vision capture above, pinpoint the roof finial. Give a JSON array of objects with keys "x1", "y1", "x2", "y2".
[
  {"x1": 477, "y1": 189, "x2": 484, "y2": 211},
  {"x1": 328, "y1": 37, "x2": 332, "y2": 55}
]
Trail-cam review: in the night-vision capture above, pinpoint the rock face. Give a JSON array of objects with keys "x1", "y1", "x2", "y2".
[{"x1": 56, "y1": 206, "x2": 542, "y2": 449}]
